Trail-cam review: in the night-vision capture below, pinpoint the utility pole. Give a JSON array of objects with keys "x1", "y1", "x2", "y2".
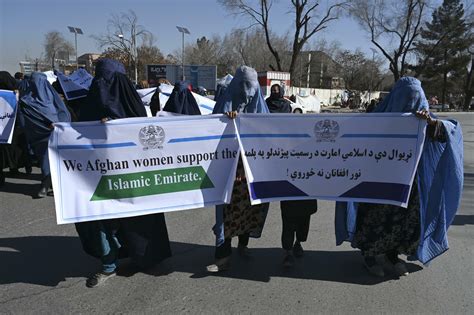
[{"x1": 306, "y1": 53, "x2": 311, "y2": 88}]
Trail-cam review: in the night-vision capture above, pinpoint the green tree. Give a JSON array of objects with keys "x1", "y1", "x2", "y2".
[{"x1": 413, "y1": 0, "x2": 471, "y2": 104}]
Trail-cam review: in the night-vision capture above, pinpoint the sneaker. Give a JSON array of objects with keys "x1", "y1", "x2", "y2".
[
  {"x1": 392, "y1": 261, "x2": 409, "y2": 277},
  {"x1": 206, "y1": 257, "x2": 231, "y2": 273},
  {"x1": 293, "y1": 241, "x2": 304, "y2": 258},
  {"x1": 86, "y1": 271, "x2": 116, "y2": 288},
  {"x1": 283, "y1": 254, "x2": 295, "y2": 268}
]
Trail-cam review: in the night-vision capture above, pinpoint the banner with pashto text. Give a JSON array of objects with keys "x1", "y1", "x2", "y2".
[
  {"x1": 0, "y1": 90, "x2": 17, "y2": 144},
  {"x1": 237, "y1": 113, "x2": 426, "y2": 208}
]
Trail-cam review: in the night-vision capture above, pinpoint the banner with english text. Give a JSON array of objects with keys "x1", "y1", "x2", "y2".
[
  {"x1": 236, "y1": 113, "x2": 426, "y2": 208},
  {"x1": 49, "y1": 115, "x2": 239, "y2": 224}
]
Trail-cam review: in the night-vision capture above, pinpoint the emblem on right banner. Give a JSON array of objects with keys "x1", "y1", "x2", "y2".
[{"x1": 314, "y1": 119, "x2": 339, "y2": 142}]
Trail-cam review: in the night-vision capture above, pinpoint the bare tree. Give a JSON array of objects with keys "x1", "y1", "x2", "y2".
[
  {"x1": 350, "y1": 0, "x2": 427, "y2": 82},
  {"x1": 219, "y1": 0, "x2": 347, "y2": 78},
  {"x1": 184, "y1": 36, "x2": 224, "y2": 66},
  {"x1": 335, "y1": 49, "x2": 384, "y2": 91},
  {"x1": 44, "y1": 31, "x2": 74, "y2": 70},
  {"x1": 92, "y1": 10, "x2": 152, "y2": 81}
]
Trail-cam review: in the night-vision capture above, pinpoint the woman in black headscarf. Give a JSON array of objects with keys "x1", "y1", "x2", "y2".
[
  {"x1": 163, "y1": 81, "x2": 201, "y2": 115},
  {"x1": 0, "y1": 71, "x2": 31, "y2": 186},
  {"x1": 76, "y1": 58, "x2": 171, "y2": 288},
  {"x1": 265, "y1": 83, "x2": 292, "y2": 113},
  {"x1": 266, "y1": 84, "x2": 318, "y2": 268}
]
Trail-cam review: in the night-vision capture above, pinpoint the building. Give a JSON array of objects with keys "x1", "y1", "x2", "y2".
[
  {"x1": 257, "y1": 71, "x2": 291, "y2": 96},
  {"x1": 77, "y1": 53, "x2": 101, "y2": 74},
  {"x1": 19, "y1": 61, "x2": 49, "y2": 75},
  {"x1": 292, "y1": 51, "x2": 343, "y2": 89}
]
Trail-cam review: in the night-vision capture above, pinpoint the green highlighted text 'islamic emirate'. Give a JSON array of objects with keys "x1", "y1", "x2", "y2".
[{"x1": 91, "y1": 166, "x2": 214, "y2": 201}]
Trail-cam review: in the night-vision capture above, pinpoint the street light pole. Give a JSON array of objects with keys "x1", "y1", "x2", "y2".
[
  {"x1": 117, "y1": 33, "x2": 137, "y2": 82},
  {"x1": 68, "y1": 26, "x2": 83, "y2": 70},
  {"x1": 182, "y1": 31, "x2": 185, "y2": 80},
  {"x1": 176, "y1": 26, "x2": 190, "y2": 81}
]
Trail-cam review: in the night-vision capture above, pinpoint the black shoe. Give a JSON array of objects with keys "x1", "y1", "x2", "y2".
[
  {"x1": 9, "y1": 168, "x2": 19, "y2": 176},
  {"x1": 364, "y1": 256, "x2": 384, "y2": 277},
  {"x1": 0, "y1": 174, "x2": 5, "y2": 187},
  {"x1": 283, "y1": 253, "x2": 295, "y2": 268},
  {"x1": 293, "y1": 241, "x2": 304, "y2": 258},
  {"x1": 86, "y1": 271, "x2": 116, "y2": 288},
  {"x1": 36, "y1": 186, "x2": 47, "y2": 198},
  {"x1": 25, "y1": 166, "x2": 32, "y2": 175},
  {"x1": 36, "y1": 176, "x2": 51, "y2": 198}
]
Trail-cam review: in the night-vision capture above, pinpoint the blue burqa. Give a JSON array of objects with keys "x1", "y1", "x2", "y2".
[
  {"x1": 20, "y1": 72, "x2": 71, "y2": 176},
  {"x1": 163, "y1": 81, "x2": 201, "y2": 115},
  {"x1": 214, "y1": 74, "x2": 233, "y2": 104},
  {"x1": 335, "y1": 77, "x2": 464, "y2": 264},
  {"x1": 213, "y1": 65, "x2": 269, "y2": 114},
  {"x1": 212, "y1": 65, "x2": 270, "y2": 246}
]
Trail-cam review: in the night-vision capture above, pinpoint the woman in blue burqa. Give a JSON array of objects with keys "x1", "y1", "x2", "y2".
[
  {"x1": 19, "y1": 72, "x2": 71, "y2": 197},
  {"x1": 207, "y1": 65, "x2": 270, "y2": 272},
  {"x1": 163, "y1": 81, "x2": 201, "y2": 115},
  {"x1": 0, "y1": 71, "x2": 32, "y2": 186},
  {"x1": 75, "y1": 58, "x2": 172, "y2": 288},
  {"x1": 335, "y1": 77, "x2": 463, "y2": 277}
]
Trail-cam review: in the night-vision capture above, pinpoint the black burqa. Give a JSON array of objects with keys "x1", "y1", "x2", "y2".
[
  {"x1": 266, "y1": 84, "x2": 317, "y2": 250},
  {"x1": 163, "y1": 81, "x2": 201, "y2": 115},
  {"x1": 149, "y1": 85, "x2": 161, "y2": 117},
  {"x1": 75, "y1": 58, "x2": 171, "y2": 268},
  {"x1": 80, "y1": 59, "x2": 147, "y2": 121}
]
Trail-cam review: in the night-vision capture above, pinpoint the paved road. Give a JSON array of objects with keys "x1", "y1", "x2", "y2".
[{"x1": 0, "y1": 113, "x2": 472, "y2": 314}]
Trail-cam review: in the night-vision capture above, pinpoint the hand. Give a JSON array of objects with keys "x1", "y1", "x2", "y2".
[
  {"x1": 100, "y1": 117, "x2": 109, "y2": 123},
  {"x1": 48, "y1": 124, "x2": 54, "y2": 130},
  {"x1": 225, "y1": 111, "x2": 238, "y2": 119},
  {"x1": 415, "y1": 110, "x2": 436, "y2": 126}
]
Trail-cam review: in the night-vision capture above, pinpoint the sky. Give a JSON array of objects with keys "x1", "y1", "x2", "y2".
[{"x1": 0, "y1": 0, "x2": 445, "y2": 74}]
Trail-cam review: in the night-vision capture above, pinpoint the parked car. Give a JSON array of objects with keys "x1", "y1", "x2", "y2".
[
  {"x1": 289, "y1": 99, "x2": 308, "y2": 113},
  {"x1": 429, "y1": 104, "x2": 449, "y2": 111}
]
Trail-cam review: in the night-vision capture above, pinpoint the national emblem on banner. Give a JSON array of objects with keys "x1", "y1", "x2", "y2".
[
  {"x1": 139, "y1": 125, "x2": 165, "y2": 150},
  {"x1": 314, "y1": 119, "x2": 339, "y2": 142}
]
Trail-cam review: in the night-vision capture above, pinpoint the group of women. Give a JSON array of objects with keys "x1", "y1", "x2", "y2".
[
  {"x1": 0, "y1": 60, "x2": 463, "y2": 288},
  {"x1": 0, "y1": 71, "x2": 70, "y2": 197}
]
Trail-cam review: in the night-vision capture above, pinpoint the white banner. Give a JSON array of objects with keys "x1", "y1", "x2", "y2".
[
  {"x1": 0, "y1": 90, "x2": 17, "y2": 144},
  {"x1": 237, "y1": 113, "x2": 426, "y2": 207},
  {"x1": 49, "y1": 115, "x2": 239, "y2": 224}
]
